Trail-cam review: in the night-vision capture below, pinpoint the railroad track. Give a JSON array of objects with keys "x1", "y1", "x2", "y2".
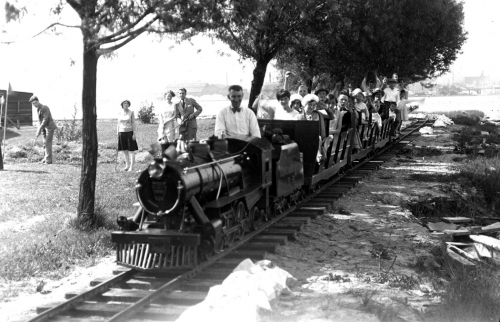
[{"x1": 24, "y1": 118, "x2": 430, "y2": 322}]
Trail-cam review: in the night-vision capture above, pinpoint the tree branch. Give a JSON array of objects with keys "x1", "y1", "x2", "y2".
[
  {"x1": 223, "y1": 24, "x2": 254, "y2": 58},
  {"x1": 96, "y1": 6, "x2": 156, "y2": 44},
  {"x1": 95, "y1": 16, "x2": 159, "y2": 55},
  {"x1": 32, "y1": 22, "x2": 81, "y2": 37},
  {"x1": 66, "y1": 0, "x2": 83, "y2": 16},
  {"x1": 268, "y1": 3, "x2": 326, "y2": 56},
  {"x1": 0, "y1": 21, "x2": 81, "y2": 44}
]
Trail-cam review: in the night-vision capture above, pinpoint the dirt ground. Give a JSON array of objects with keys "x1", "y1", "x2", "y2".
[{"x1": 1, "y1": 125, "x2": 463, "y2": 321}]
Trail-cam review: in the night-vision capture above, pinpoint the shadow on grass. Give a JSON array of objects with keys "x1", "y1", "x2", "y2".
[
  {"x1": 408, "y1": 173, "x2": 453, "y2": 182},
  {"x1": 4, "y1": 169, "x2": 50, "y2": 174},
  {"x1": 4, "y1": 128, "x2": 22, "y2": 140}
]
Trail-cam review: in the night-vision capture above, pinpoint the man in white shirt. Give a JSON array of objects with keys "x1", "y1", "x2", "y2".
[
  {"x1": 215, "y1": 85, "x2": 261, "y2": 141},
  {"x1": 381, "y1": 79, "x2": 400, "y2": 120}
]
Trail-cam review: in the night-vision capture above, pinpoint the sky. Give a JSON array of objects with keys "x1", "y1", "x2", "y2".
[{"x1": 0, "y1": 0, "x2": 499, "y2": 118}]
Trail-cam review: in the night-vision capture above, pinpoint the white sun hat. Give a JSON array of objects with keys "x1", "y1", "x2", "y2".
[{"x1": 301, "y1": 93, "x2": 319, "y2": 107}]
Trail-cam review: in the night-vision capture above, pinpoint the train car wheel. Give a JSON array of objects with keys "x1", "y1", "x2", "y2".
[
  {"x1": 282, "y1": 198, "x2": 290, "y2": 211},
  {"x1": 296, "y1": 190, "x2": 303, "y2": 202},
  {"x1": 273, "y1": 203, "x2": 281, "y2": 216}
]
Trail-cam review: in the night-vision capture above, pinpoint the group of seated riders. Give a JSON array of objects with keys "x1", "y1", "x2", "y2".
[{"x1": 255, "y1": 79, "x2": 411, "y2": 145}]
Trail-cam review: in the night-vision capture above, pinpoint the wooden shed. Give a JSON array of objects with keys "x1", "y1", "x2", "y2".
[{"x1": 0, "y1": 90, "x2": 34, "y2": 127}]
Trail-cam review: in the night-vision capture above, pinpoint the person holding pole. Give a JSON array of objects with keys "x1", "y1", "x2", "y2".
[{"x1": 30, "y1": 95, "x2": 57, "y2": 164}]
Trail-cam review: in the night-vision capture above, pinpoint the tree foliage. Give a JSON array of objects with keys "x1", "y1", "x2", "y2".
[
  {"x1": 276, "y1": 0, "x2": 467, "y2": 91},
  {"x1": 211, "y1": 0, "x2": 330, "y2": 111}
]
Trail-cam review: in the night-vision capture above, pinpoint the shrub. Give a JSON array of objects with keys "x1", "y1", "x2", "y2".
[
  {"x1": 137, "y1": 101, "x2": 156, "y2": 124},
  {"x1": 55, "y1": 105, "x2": 83, "y2": 142},
  {"x1": 433, "y1": 267, "x2": 500, "y2": 322},
  {"x1": 451, "y1": 115, "x2": 479, "y2": 126},
  {"x1": 457, "y1": 156, "x2": 500, "y2": 211}
]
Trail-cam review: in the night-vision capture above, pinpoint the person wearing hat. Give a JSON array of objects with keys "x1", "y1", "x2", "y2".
[
  {"x1": 117, "y1": 100, "x2": 138, "y2": 171},
  {"x1": 296, "y1": 94, "x2": 321, "y2": 121},
  {"x1": 369, "y1": 89, "x2": 383, "y2": 129},
  {"x1": 381, "y1": 79, "x2": 400, "y2": 120},
  {"x1": 175, "y1": 88, "x2": 203, "y2": 141},
  {"x1": 352, "y1": 88, "x2": 369, "y2": 125},
  {"x1": 30, "y1": 95, "x2": 58, "y2": 164},
  {"x1": 290, "y1": 93, "x2": 303, "y2": 113},
  {"x1": 274, "y1": 89, "x2": 299, "y2": 120},
  {"x1": 315, "y1": 88, "x2": 329, "y2": 110}
]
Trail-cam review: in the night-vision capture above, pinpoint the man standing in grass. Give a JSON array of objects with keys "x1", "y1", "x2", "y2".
[
  {"x1": 175, "y1": 88, "x2": 203, "y2": 141},
  {"x1": 30, "y1": 95, "x2": 57, "y2": 164}
]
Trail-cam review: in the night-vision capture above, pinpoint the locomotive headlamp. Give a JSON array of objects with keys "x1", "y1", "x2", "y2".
[{"x1": 148, "y1": 160, "x2": 164, "y2": 179}]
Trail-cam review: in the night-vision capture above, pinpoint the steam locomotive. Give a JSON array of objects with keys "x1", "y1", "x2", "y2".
[{"x1": 111, "y1": 115, "x2": 395, "y2": 271}]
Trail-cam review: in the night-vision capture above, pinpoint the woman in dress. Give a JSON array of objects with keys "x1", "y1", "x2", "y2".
[
  {"x1": 157, "y1": 90, "x2": 177, "y2": 142},
  {"x1": 117, "y1": 100, "x2": 138, "y2": 171}
]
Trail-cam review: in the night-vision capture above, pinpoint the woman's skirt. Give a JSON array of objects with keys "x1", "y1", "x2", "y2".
[{"x1": 118, "y1": 131, "x2": 138, "y2": 151}]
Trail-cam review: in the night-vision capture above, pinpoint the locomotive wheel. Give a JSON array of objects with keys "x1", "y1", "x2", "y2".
[
  {"x1": 234, "y1": 202, "x2": 246, "y2": 240},
  {"x1": 199, "y1": 236, "x2": 215, "y2": 261},
  {"x1": 225, "y1": 232, "x2": 235, "y2": 247},
  {"x1": 250, "y1": 207, "x2": 262, "y2": 231}
]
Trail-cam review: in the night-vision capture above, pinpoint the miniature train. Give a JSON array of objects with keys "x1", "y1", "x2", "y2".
[{"x1": 111, "y1": 115, "x2": 395, "y2": 271}]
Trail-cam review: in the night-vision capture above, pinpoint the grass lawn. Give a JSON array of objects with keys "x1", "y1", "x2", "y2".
[{"x1": 0, "y1": 119, "x2": 215, "y2": 299}]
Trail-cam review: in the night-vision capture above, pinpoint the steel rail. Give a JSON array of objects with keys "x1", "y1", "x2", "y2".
[{"x1": 28, "y1": 269, "x2": 138, "y2": 322}]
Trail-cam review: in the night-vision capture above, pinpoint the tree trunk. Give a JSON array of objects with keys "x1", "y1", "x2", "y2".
[
  {"x1": 248, "y1": 59, "x2": 270, "y2": 114},
  {"x1": 77, "y1": 43, "x2": 99, "y2": 225}
]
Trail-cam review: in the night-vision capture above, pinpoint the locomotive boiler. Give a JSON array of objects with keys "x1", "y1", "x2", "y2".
[{"x1": 112, "y1": 136, "x2": 275, "y2": 271}]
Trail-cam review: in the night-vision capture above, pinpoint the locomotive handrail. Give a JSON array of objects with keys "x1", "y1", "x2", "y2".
[
  {"x1": 135, "y1": 181, "x2": 184, "y2": 216},
  {"x1": 182, "y1": 154, "x2": 241, "y2": 173},
  {"x1": 156, "y1": 181, "x2": 183, "y2": 216}
]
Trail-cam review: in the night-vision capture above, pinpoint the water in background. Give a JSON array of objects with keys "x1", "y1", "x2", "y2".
[
  {"x1": 47, "y1": 94, "x2": 500, "y2": 121},
  {"x1": 413, "y1": 95, "x2": 500, "y2": 119}
]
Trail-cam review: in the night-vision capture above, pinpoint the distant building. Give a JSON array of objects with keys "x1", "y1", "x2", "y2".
[
  {"x1": 464, "y1": 71, "x2": 490, "y2": 87},
  {"x1": 166, "y1": 83, "x2": 250, "y2": 97},
  {"x1": 0, "y1": 89, "x2": 34, "y2": 126},
  {"x1": 166, "y1": 83, "x2": 209, "y2": 96},
  {"x1": 202, "y1": 84, "x2": 225, "y2": 95}
]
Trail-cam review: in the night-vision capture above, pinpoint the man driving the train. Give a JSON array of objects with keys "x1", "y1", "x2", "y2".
[{"x1": 214, "y1": 85, "x2": 261, "y2": 141}]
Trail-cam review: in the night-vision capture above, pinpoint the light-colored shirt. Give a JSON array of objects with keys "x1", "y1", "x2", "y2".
[
  {"x1": 274, "y1": 108, "x2": 299, "y2": 120},
  {"x1": 296, "y1": 112, "x2": 320, "y2": 121},
  {"x1": 382, "y1": 87, "x2": 400, "y2": 104},
  {"x1": 215, "y1": 105, "x2": 261, "y2": 141},
  {"x1": 118, "y1": 110, "x2": 134, "y2": 132},
  {"x1": 157, "y1": 100, "x2": 177, "y2": 137},
  {"x1": 354, "y1": 102, "x2": 368, "y2": 123}
]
